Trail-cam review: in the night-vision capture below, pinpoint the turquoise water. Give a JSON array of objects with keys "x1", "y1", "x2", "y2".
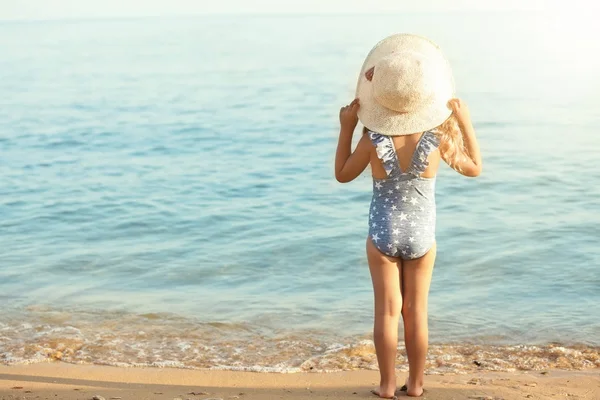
[{"x1": 1, "y1": 14, "x2": 599, "y2": 370}]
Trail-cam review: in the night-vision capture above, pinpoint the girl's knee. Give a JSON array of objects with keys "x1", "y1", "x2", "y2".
[
  {"x1": 387, "y1": 298, "x2": 403, "y2": 318},
  {"x1": 376, "y1": 307, "x2": 401, "y2": 320},
  {"x1": 401, "y1": 301, "x2": 427, "y2": 320},
  {"x1": 375, "y1": 296, "x2": 402, "y2": 318}
]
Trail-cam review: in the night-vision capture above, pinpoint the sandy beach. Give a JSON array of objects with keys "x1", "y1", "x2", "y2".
[
  {"x1": 0, "y1": 363, "x2": 598, "y2": 400},
  {"x1": 2, "y1": 8, "x2": 600, "y2": 400}
]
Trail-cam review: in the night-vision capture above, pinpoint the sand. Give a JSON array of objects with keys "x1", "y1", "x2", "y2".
[{"x1": 0, "y1": 363, "x2": 598, "y2": 400}]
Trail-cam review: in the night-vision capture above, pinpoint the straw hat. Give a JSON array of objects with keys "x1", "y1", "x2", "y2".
[{"x1": 356, "y1": 34, "x2": 455, "y2": 136}]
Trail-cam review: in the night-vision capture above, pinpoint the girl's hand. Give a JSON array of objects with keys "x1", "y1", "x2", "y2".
[
  {"x1": 448, "y1": 98, "x2": 472, "y2": 127},
  {"x1": 339, "y1": 98, "x2": 360, "y2": 132}
]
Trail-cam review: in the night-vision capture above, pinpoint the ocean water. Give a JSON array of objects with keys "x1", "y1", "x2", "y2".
[{"x1": 1, "y1": 13, "x2": 599, "y2": 372}]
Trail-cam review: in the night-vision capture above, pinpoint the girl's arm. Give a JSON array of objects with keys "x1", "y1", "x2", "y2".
[
  {"x1": 335, "y1": 99, "x2": 371, "y2": 183},
  {"x1": 441, "y1": 99, "x2": 482, "y2": 177}
]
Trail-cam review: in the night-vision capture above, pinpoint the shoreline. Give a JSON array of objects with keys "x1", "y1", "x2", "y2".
[
  {"x1": 1, "y1": 363, "x2": 599, "y2": 400},
  {"x1": 3, "y1": 340, "x2": 598, "y2": 374}
]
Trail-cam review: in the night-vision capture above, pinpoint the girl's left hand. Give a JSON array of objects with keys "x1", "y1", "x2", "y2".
[{"x1": 339, "y1": 98, "x2": 360, "y2": 131}]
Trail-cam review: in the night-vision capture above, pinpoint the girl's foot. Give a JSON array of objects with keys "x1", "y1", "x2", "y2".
[
  {"x1": 401, "y1": 379, "x2": 425, "y2": 397},
  {"x1": 370, "y1": 386, "x2": 398, "y2": 399},
  {"x1": 406, "y1": 386, "x2": 425, "y2": 397}
]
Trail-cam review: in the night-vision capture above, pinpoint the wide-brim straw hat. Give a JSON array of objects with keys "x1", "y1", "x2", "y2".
[{"x1": 356, "y1": 34, "x2": 455, "y2": 136}]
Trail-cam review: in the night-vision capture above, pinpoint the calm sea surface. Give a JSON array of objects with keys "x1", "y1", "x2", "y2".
[{"x1": 1, "y1": 13, "x2": 599, "y2": 372}]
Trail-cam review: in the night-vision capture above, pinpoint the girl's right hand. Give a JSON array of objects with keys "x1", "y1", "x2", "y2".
[
  {"x1": 448, "y1": 98, "x2": 471, "y2": 127},
  {"x1": 339, "y1": 98, "x2": 360, "y2": 132}
]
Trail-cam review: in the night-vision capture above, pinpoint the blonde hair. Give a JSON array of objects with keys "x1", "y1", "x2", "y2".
[{"x1": 434, "y1": 114, "x2": 466, "y2": 171}]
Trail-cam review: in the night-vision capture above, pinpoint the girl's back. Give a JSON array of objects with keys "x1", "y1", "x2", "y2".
[{"x1": 369, "y1": 131, "x2": 441, "y2": 180}]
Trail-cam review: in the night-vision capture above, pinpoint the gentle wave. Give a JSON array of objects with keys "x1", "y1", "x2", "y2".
[{"x1": 1, "y1": 309, "x2": 598, "y2": 373}]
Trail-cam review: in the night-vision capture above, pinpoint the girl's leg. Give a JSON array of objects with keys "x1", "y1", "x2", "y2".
[
  {"x1": 401, "y1": 243, "x2": 436, "y2": 397},
  {"x1": 366, "y1": 238, "x2": 402, "y2": 399}
]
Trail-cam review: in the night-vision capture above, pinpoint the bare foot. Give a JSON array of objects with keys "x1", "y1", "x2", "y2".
[
  {"x1": 403, "y1": 375, "x2": 424, "y2": 397},
  {"x1": 406, "y1": 385, "x2": 424, "y2": 397},
  {"x1": 370, "y1": 387, "x2": 397, "y2": 399}
]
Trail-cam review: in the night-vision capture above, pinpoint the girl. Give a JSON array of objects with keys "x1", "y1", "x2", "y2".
[{"x1": 334, "y1": 34, "x2": 482, "y2": 398}]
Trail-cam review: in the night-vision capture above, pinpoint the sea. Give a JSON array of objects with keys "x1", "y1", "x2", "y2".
[{"x1": 1, "y1": 12, "x2": 599, "y2": 373}]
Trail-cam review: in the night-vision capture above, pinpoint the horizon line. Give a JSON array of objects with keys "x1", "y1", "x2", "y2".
[{"x1": 0, "y1": 9, "x2": 545, "y2": 23}]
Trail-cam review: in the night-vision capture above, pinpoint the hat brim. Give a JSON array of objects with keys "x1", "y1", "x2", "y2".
[{"x1": 355, "y1": 34, "x2": 455, "y2": 136}]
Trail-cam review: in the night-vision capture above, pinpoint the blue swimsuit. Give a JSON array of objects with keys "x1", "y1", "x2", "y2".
[{"x1": 368, "y1": 130, "x2": 440, "y2": 260}]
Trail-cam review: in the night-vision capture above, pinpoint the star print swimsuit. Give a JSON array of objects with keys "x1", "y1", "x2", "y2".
[{"x1": 368, "y1": 130, "x2": 440, "y2": 260}]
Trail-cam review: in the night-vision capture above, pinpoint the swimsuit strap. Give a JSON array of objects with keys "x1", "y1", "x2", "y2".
[
  {"x1": 406, "y1": 130, "x2": 441, "y2": 177},
  {"x1": 368, "y1": 130, "x2": 440, "y2": 178},
  {"x1": 368, "y1": 130, "x2": 399, "y2": 177}
]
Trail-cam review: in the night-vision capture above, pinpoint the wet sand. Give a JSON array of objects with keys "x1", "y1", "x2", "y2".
[{"x1": 0, "y1": 363, "x2": 598, "y2": 400}]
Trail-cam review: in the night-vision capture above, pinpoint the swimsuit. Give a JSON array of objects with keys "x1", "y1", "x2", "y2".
[{"x1": 367, "y1": 130, "x2": 440, "y2": 260}]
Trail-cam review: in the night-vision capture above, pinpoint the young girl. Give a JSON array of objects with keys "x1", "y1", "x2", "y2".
[{"x1": 334, "y1": 34, "x2": 482, "y2": 398}]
